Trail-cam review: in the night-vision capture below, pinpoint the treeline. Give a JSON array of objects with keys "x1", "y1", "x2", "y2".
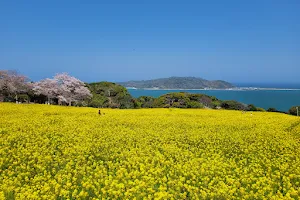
[
  {"x1": 0, "y1": 70, "x2": 92, "y2": 106},
  {"x1": 0, "y1": 70, "x2": 299, "y2": 116}
]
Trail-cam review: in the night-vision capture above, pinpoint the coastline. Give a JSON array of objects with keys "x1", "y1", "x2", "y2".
[{"x1": 127, "y1": 87, "x2": 300, "y2": 91}]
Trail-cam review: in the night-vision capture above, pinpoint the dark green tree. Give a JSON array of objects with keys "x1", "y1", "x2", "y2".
[{"x1": 288, "y1": 106, "x2": 300, "y2": 116}]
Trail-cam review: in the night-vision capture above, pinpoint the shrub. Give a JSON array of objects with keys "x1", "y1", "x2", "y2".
[
  {"x1": 18, "y1": 94, "x2": 30, "y2": 103},
  {"x1": 221, "y1": 100, "x2": 247, "y2": 110},
  {"x1": 187, "y1": 101, "x2": 204, "y2": 108},
  {"x1": 288, "y1": 106, "x2": 300, "y2": 116},
  {"x1": 137, "y1": 96, "x2": 155, "y2": 108},
  {"x1": 256, "y1": 107, "x2": 266, "y2": 112},
  {"x1": 247, "y1": 104, "x2": 258, "y2": 111},
  {"x1": 267, "y1": 108, "x2": 278, "y2": 112}
]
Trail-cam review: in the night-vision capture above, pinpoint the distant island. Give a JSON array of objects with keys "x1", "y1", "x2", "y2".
[{"x1": 119, "y1": 77, "x2": 235, "y2": 89}]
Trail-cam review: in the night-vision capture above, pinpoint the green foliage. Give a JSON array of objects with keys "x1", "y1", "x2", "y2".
[
  {"x1": 256, "y1": 107, "x2": 266, "y2": 112},
  {"x1": 267, "y1": 107, "x2": 287, "y2": 114},
  {"x1": 171, "y1": 102, "x2": 183, "y2": 108},
  {"x1": 119, "y1": 95, "x2": 134, "y2": 109},
  {"x1": 186, "y1": 101, "x2": 204, "y2": 108},
  {"x1": 247, "y1": 104, "x2": 258, "y2": 111},
  {"x1": 87, "y1": 82, "x2": 134, "y2": 108},
  {"x1": 132, "y1": 99, "x2": 142, "y2": 109},
  {"x1": 188, "y1": 94, "x2": 203, "y2": 101},
  {"x1": 87, "y1": 94, "x2": 108, "y2": 108},
  {"x1": 136, "y1": 96, "x2": 155, "y2": 108},
  {"x1": 221, "y1": 100, "x2": 248, "y2": 110},
  {"x1": 288, "y1": 106, "x2": 299, "y2": 116},
  {"x1": 211, "y1": 101, "x2": 221, "y2": 109},
  {"x1": 267, "y1": 107, "x2": 278, "y2": 112},
  {"x1": 3, "y1": 96, "x2": 14, "y2": 102},
  {"x1": 149, "y1": 92, "x2": 217, "y2": 109},
  {"x1": 17, "y1": 94, "x2": 30, "y2": 102},
  {"x1": 153, "y1": 92, "x2": 190, "y2": 108},
  {"x1": 153, "y1": 96, "x2": 166, "y2": 108}
]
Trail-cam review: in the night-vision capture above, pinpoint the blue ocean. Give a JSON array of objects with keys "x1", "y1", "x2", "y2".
[{"x1": 128, "y1": 84, "x2": 300, "y2": 112}]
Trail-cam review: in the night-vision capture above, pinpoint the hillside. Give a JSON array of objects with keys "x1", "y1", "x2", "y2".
[
  {"x1": 119, "y1": 77, "x2": 234, "y2": 89},
  {"x1": 1, "y1": 103, "x2": 299, "y2": 199}
]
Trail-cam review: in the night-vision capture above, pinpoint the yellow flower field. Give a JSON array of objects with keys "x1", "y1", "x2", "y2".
[{"x1": 0, "y1": 103, "x2": 300, "y2": 199}]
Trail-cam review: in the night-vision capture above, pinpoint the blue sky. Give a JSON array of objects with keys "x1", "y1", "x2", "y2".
[{"x1": 0, "y1": 0, "x2": 299, "y2": 84}]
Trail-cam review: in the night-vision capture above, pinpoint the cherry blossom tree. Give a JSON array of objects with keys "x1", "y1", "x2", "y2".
[
  {"x1": 32, "y1": 73, "x2": 92, "y2": 105},
  {"x1": 54, "y1": 73, "x2": 92, "y2": 106},
  {"x1": 32, "y1": 78, "x2": 59, "y2": 104},
  {"x1": 0, "y1": 70, "x2": 31, "y2": 102}
]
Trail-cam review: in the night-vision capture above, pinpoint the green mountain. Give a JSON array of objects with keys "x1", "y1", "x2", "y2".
[{"x1": 119, "y1": 77, "x2": 234, "y2": 89}]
